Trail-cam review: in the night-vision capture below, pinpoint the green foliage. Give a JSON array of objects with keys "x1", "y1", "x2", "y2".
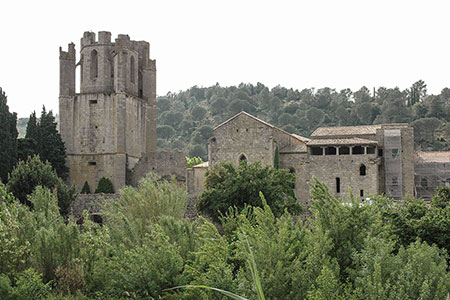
[
  {"x1": 197, "y1": 161, "x2": 302, "y2": 222},
  {"x1": 101, "y1": 173, "x2": 187, "y2": 247},
  {"x1": 187, "y1": 156, "x2": 204, "y2": 168},
  {"x1": 273, "y1": 146, "x2": 279, "y2": 169},
  {"x1": 94, "y1": 177, "x2": 114, "y2": 194},
  {"x1": 80, "y1": 181, "x2": 91, "y2": 194},
  {"x1": 17, "y1": 138, "x2": 36, "y2": 162},
  {"x1": 14, "y1": 268, "x2": 52, "y2": 300},
  {"x1": 0, "y1": 87, "x2": 18, "y2": 183},
  {"x1": 26, "y1": 107, "x2": 68, "y2": 180},
  {"x1": 6, "y1": 155, "x2": 76, "y2": 215},
  {"x1": 157, "y1": 82, "x2": 450, "y2": 158}
]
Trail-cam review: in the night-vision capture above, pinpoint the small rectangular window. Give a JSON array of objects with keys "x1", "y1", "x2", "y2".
[
  {"x1": 88, "y1": 161, "x2": 97, "y2": 166},
  {"x1": 336, "y1": 177, "x2": 341, "y2": 193},
  {"x1": 89, "y1": 99, "x2": 98, "y2": 104},
  {"x1": 378, "y1": 149, "x2": 383, "y2": 157},
  {"x1": 392, "y1": 176, "x2": 398, "y2": 185},
  {"x1": 360, "y1": 190, "x2": 364, "y2": 197},
  {"x1": 392, "y1": 148, "x2": 399, "y2": 158}
]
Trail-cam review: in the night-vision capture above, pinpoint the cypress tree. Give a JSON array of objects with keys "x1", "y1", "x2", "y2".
[
  {"x1": 81, "y1": 181, "x2": 91, "y2": 194},
  {"x1": 0, "y1": 88, "x2": 18, "y2": 183},
  {"x1": 274, "y1": 145, "x2": 280, "y2": 169},
  {"x1": 95, "y1": 177, "x2": 115, "y2": 194},
  {"x1": 26, "y1": 107, "x2": 68, "y2": 180}
]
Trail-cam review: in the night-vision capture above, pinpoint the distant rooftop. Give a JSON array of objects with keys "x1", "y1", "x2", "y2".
[
  {"x1": 307, "y1": 138, "x2": 378, "y2": 146},
  {"x1": 415, "y1": 151, "x2": 450, "y2": 163},
  {"x1": 311, "y1": 125, "x2": 382, "y2": 137}
]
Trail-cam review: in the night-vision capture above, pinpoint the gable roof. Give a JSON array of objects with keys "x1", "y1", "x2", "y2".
[
  {"x1": 214, "y1": 111, "x2": 276, "y2": 131},
  {"x1": 214, "y1": 111, "x2": 309, "y2": 144}
]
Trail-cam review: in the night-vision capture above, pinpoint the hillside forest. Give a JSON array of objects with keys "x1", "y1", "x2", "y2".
[{"x1": 155, "y1": 80, "x2": 450, "y2": 160}]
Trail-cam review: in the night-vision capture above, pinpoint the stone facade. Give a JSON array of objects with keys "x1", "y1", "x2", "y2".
[
  {"x1": 414, "y1": 151, "x2": 450, "y2": 200},
  {"x1": 60, "y1": 32, "x2": 185, "y2": 193},
  {"x1": 188, "y1": 112, "x2": 422, "y2": 206}
]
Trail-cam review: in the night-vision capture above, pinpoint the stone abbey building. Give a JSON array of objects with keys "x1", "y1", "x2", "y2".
[
  {"x1": 60, "y1": 31, "x2": 449, "y2": 206},
  {"x1": 188, "y1": 112, "x2": 450, "y2": 204}
]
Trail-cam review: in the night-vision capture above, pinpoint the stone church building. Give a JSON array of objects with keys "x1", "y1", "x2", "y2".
[{"x1": 188, "y1": 111, "x2": 449, "y2": 205}]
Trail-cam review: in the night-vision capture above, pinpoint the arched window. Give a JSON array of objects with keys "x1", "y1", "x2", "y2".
[
  {"x1": 360, "y1": 164, "x2": 366, "y2": 176},
  {"x1": 239, "y1": 154, "x2": 247, "y2": 162},
  {"x1": 90, "y1": 50, "x2": 98, "y2": 79},
  {"x1": 130, "y1": 56, "x2": 135, "y2": 83}
]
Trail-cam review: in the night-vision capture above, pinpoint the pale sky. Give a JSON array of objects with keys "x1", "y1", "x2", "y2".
[{"x1": 1, "y1": 0, "x2": 450, "y2": 117}]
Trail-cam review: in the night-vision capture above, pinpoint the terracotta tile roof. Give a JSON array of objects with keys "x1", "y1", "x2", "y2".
[
  {"x1": 415, "y1": 151, "x2": 450, "y2": 163},
  {"x1": 307, "y1": 138, "x2": 378, "y2": 146},
  {"x1": 311, "y1": 125, "x2": 382, "y2": 137}
]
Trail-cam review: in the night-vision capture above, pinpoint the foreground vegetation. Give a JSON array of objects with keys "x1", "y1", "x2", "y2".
[{"x1": 1, "y1": 173, "x2": 450, "y2": 299}]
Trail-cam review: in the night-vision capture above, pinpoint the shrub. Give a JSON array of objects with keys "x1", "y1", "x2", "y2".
[
  {"x1": 6, "y1": 155, "x2": 76, "y2": 215},
  {"x1": 95, "y1": 177, "x2": 114, "y2": 194},
  {"x1": 14, "y1": 268, "x2": 51, "y2": 300},
  {"x1": 80, "y1": 181, "x2": 91, "y2": 194},
  {"x1": 197, "y1": 161, "x2": 303, "y2": 222}
]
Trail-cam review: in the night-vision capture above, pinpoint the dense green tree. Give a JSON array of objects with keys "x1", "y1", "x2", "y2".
[
  {"x1": 0, "y1": 88, "x2": 18, "y2": 183},
  {"x1": 197, "y1": 161, "x2": 302, "y2": 222},
  {"x1": 158, "y1": 125, "x2": 176, "y2": 140},
  {"x1": 407, "y1": 80, "x2": 427, "y2": 106},
  {"x1": 25, "y1": 108, "x2": 68, "y2": 180},
  {"x1": 17, "y1": 138, "x2": 36, "y2": 162},
  {"x1": 191, "y1": 105, "x2": 207, "y2": 121},
  {"x1": 6, "y1": 155, "x2": 76, "y2": 215}
]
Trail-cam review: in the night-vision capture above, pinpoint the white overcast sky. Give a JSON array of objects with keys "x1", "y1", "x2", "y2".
[{"x1": 1, "y1": 0, "x2": 450, "y2": 117}]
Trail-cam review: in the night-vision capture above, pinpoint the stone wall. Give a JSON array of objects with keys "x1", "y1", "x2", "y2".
[
  {"x1": 308, "y1": 152, "x2": 380, "y2": 202},
  {"x1": 71, "y1": 193, "x2": 120, "y2": 218},
  {"x1": 128, "y1": 151, "x2": 186, "y2": 186}
]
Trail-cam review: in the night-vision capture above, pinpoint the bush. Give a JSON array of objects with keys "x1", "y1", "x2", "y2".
[
  {"x1": 14, "y1": 268, "x2": 51, "y2": 300},
  {"x1": 6, "y1": 155, "x2": 76, "y2": 215},
  {"x1": 95, "y1": 177, "x2": 114, "y2": 194},
  {"x1": 197, "y1": 161, "x2": 303, "y2": 222}
]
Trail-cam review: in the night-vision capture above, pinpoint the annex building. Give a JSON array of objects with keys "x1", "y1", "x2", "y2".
[{"x1": 188, "y1": 112, "x2": 450, "y2": 204}]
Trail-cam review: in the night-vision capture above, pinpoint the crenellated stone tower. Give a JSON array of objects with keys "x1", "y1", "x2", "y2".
[{"x1": 59, "y1": 31, "x2": 158, "y2": 191}]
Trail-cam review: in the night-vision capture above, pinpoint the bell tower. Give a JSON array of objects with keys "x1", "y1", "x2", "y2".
[{"x1": 59, "y1": 31, "x2": 157, "y2": 191}]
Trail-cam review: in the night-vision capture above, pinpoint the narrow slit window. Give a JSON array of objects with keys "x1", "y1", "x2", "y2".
[
  {"x1": 336, "y1": 177, "x2": 341, "y2": 193},
  {"x1": 130, "y1": 56, "x2": 135, "y2": 83},
  {"x1": 88, "y1": 161, "x2": 97, "y2": 166},
  {"x1": 90, "y1": 50, "x2": 98, "y2": 79},
  {"x1": 89, "y1": 99, "x2": 98, "y2": 104},
  {"x1": 360, "y1": 190, "x2": 364, "y2": 197}
]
